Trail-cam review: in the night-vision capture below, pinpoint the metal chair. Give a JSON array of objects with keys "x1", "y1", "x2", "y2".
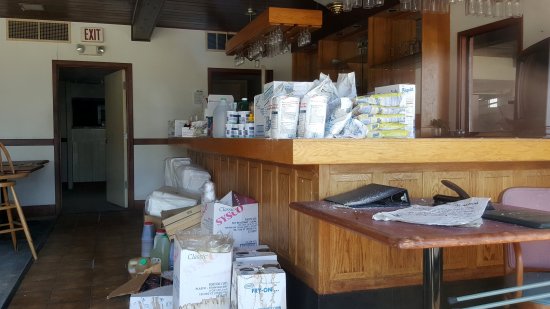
[{"x1": 0, "y1": 143, "x2": 38, "y2": 260}]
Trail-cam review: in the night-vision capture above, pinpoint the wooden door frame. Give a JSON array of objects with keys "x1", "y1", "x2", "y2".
[
  {"x1": 456, "y1": 18, "x2": 523, "y2": 133},
  {"x1": 207, "y1": 68, "x2": 274, "y2": 97},
  {"x1": 52, "y1": 60, "x2": 134, "y2": 214}
]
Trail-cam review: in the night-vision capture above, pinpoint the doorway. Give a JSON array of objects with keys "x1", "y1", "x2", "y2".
[
  {"x1": 52, "y1": 60, "x2": 134, "y2": 215},
  {"x1": 208, "y1": 68, "x2": 273, "y2": 102},
  {"x1": 456, "y1": 18, "x2": 522, "y2": 135}
]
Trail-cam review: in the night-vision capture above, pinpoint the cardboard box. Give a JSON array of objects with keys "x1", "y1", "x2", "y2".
[
  {"x1": 173, "y1": 233, "x2": 233, "y2": 308},
  {"x1": 168, "y1": 120, "x2": 188, "y2": 137},
  {"x1": 375, "y1": 84, "x2": 416, "y2": 110},
  {"x1": 201, "y1": 192, "x2": 259, "y2": 248},
  {"x1": 230, "y1": 261, "x2": 286, "y2": 309},
  {"x1": 144, "y1": 214, "x2": 163, "y2": 230},
  {"x1": 162, "y1": 204, "x2": 202, "y2": 238},
  {"x1": 233, "y1": 245, "x2": 277, "y2": 262},
  {"x1": 130, "y1": 285, "x2": 173, "y2": 309}
]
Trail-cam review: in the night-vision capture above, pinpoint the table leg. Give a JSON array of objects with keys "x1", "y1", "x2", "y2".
[{"x1": 423, "y1": 247, "x2": 443, "y2": 309}]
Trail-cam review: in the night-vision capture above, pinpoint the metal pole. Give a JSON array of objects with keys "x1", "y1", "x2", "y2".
[{"x1": 424, "y1": 247, "x2": 443, "y2": 309}]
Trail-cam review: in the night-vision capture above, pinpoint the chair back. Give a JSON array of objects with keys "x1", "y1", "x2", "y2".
[
  {"x1": 502, "y1": 187, "x2": 550, "y2": 270},
  {"x1": 0, "y1": 143, "x2": 15, "y2": 176}
]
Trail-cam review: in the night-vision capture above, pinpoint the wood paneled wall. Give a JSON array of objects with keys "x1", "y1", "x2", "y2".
[{"x1": 190, "y1": 150, "x2": 550, "y2": 294}]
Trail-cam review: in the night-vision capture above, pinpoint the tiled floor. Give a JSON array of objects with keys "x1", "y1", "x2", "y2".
[{"x1": 8, "y1": 210, "x2": 143, "y2": 309}]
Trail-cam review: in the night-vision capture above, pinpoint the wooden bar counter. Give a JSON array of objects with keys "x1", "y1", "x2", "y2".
[{"x1": 172, "y1": 137, "x2": 550, "y2": 295}]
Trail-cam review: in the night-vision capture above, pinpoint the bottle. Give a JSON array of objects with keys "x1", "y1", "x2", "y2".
[
  {"x1": 150, "y1": 229, "x2": 171, "y2": 272},
  {"x1": 141, "y1": 221, "x2": 155, "y2": 257},
  {"x1": 127, "y1": 257, "x2": 151, "y2": 276},
  {"x1": 238, "y1": 98, "x2": 249, "y2": 111},
  {"x1": 213, "y1": 98, "x2": 229, "y2": 138}
]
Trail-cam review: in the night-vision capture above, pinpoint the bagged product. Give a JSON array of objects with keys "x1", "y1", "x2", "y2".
[
  {"x1": 268, "y1": 95, "x2": 300, "y2": 139},
  {"x1": 297, "y1": 74, "x2": 337, "y2": 138},
  {"x1": 355, "y1": 114, "x2": 408, "y2": 125},
  {"x1": 352, "y1": 104, "x2": 406, "y2": 116},
  {"x1": 257, "y1": 82, "x2": 313, "y2": 137},
  {"x1": 145, "y1": 186, "x2": 198, "y2": 217},
  {"x1": 367, "y1": 129, "x2": 414, "y2": 138}
]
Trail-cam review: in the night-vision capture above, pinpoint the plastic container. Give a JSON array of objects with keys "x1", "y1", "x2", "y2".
[
  {"x1": 151, "y1": 229, "x2": 171, "y2": 272},
  {"x1": 238, "y1": 98, "x2": 249, "y2": 111},
  {"x1": 213, "y1": 98, "x2": 229, "y2": 138},
  {"x1": 141, "y1": 222, "x2": 155, "y2": 257},
  {"x1": 128, "y1": 257, "x2": 152, "y2": 276}
]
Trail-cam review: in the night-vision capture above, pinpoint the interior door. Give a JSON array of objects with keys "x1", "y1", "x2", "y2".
[{"x1": 105, "y1": 70, "x2": 128, "y2": 208}]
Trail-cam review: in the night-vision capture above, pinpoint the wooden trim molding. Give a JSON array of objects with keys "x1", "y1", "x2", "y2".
[
  {"x1": 0, "y1": 139, "x2": 54, "y2": 146},
  {"x1": 52, "y1": 60, "x2": 135, "y2": 213},
  {"x1": 134, "y1": 138, "x2": 174, "y2": 145}
]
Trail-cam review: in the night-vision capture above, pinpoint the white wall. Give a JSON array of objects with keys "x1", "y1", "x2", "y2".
[
  {"x1": 449, "y1": 0, "x2": 550, "y2": 129},
  {"x1": 0, "y1": 19, "x2": 292, "y2": 206}
]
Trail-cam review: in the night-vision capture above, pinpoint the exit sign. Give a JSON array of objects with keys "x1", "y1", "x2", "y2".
[{"x1": 81, "y1": 27, "x2": 104, "y2": 42}]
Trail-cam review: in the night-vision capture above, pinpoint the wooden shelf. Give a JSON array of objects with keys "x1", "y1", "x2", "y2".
[
  {"x1": 225, "y1": 7, "x2": 322, "y2": 56},
  {"x1": 369, "y1": 52, "x2": 421, "y2": 70}
]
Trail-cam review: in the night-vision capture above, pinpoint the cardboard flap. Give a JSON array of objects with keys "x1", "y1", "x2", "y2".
[
  {"x1": 107, "y1": 273, "x2": 150, "y2": 299},
  {"x1": 107, "y1": 263, "x2": 162, "y2": 299}
]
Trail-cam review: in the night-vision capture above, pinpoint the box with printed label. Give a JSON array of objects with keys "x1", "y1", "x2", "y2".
[
  {"x1": 168, "y1": 120, "x2": 188, "y2": 137},
  {"x1": 374, "y1": 84, "x2": 416, "y2": 109},
  {"x1": 230, "y1": 261, "x2": 286, "y2": 309},
  {"x1": 201, "y1": 192, "x2": 258, "y2": 248},
  {"x1": 173, "y1": 233, "x2": 233, "y2": 309},
  {"x1": 129, "y1": 285, "x2": 173, "y2": 309},
  {"x1": 233, "y1": 245, "x2": 277, "y2": 262}
]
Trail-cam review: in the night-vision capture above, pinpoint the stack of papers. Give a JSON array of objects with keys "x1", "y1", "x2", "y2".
[{"x1": 372, "y1": 197, "x2": 490, "y2": 227}]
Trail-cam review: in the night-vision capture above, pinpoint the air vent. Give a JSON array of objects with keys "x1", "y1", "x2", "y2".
[{"x1": 7, "y1": 19, "x2": 70, "y2": 42}]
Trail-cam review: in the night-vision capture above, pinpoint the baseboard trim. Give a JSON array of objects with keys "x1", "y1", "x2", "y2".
[{"x1": 22, "y1": 205, "x2": 56, "y2": 219}]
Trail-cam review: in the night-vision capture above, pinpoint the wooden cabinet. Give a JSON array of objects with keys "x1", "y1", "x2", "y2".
[
  {"x1": 178, "y1": 138, "x2": 550, "y2": 295},
  {"x1": 367, "y1": 14, "x2": 419, "y2": 92},
  {"x1": 188, "y1": 150, "x2": 550, "y2": 295},
  {"x1": 292, "y1": 8, "x2": 450, "y2": 135}
]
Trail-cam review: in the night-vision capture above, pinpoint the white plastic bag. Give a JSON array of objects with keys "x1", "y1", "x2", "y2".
[{"x1": 145, "y1": 186, "x2": 198, "y2": 217}]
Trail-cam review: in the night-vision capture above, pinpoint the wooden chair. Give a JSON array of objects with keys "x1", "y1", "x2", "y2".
[
  {"x1": 501, "y1": 187, "x2": 550, "y2": 308},
  {"x1": 0, "y1": 143, "x2": 38, "y2": 260}
]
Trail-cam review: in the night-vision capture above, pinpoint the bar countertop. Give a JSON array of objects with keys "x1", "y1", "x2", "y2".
[{"x1": 169, "y1": 137, "x2": 550, "y2": 165}]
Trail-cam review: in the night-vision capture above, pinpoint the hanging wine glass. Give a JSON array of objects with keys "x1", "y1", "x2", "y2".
[
  {"x1": 512, "y1": 0, "x2": 522, "y2": 17},
  {"x1": 343, "y1": 0, "x2": 353, "y2": 11}
]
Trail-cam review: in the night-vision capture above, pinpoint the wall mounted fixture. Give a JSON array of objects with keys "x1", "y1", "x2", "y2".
[
  {"x1": 76, "y1": 44, "x2": 85, "y2": 53},
  {"x1": 75, "y1": 44, "x2": 106, "y2": 56}
]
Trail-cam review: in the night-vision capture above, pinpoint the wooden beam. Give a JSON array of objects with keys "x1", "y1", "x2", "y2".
[
  {"x1": 226, "y1": 7, "x2": 323, "y2": 56},
  {"x1": 131, "y1": 0, "x2": 166, "y2": 41}
]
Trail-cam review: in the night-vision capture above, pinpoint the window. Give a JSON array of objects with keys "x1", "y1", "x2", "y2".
[
  {"x1": 206, "y1": 32, "x2": 235, "y2": 51},
  {"x1": 457, "y1": 18, "x2": 522, "y2": 135}
]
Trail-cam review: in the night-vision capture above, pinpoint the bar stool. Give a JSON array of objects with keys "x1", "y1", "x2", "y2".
[{"x1": 0, "y1": 143, "x2": 38, "y2": 260}]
